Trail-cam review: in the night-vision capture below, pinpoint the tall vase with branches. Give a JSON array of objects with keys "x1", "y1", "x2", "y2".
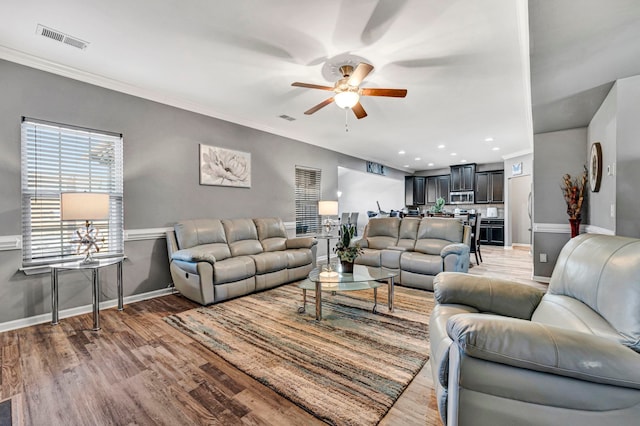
[{"x1": 561, "y1": 166, "x2": 588, "y2": 238}]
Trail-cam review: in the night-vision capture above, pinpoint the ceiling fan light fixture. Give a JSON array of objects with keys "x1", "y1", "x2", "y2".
[{"x1": 334, "y1": 91, "x2": 360, "y2": 109}]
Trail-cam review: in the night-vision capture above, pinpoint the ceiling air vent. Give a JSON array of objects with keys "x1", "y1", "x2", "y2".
[
  {"x1": 278, "y1": 114, "x2": 296, "y2": 122},
  {"x1": 36, "y1": 24, "x2": 89, "y2": 50}
]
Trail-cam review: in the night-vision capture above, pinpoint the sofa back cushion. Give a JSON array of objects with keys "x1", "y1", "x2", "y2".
[
  {"x1": 254, "y1": 217, "x2": 287, "y2": 252},
  {"x1": 365, "y1": 218, "x2": 400, "y2": 249},
  {"x1": 174, "y1": 219, "x2": 228, "y2": 249},
  {"x1": 222, "y1": 218, "x2": 263, "y2": 256},
  {"x1": 547, "y1": 233, "x2": 640, "y2": 351},
  {"x1": 414, "y1": 218, "x2": 463, "y2": 255},
  {"x1": 397, "y1": 218, "x2": 420, "y2": 249}
]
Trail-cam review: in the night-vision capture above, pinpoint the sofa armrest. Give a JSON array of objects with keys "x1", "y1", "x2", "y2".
[
  {"x1": 286, "y1": 236, "x2": 317, "y2": 249},
  {"x1": 441, "y1": 243, "x2": 469, "y2": 258},
  {"x1": 166, "y1": 230, "x2": 180, "y2": 264},
  {"x1": 171, "y1": 247, "x2": 217, "y2": 265},
  {"x1": 448, "y1": 314, "x2": 640, "y2": 390},
  {"x1": 434, "y1": 272, "x2": 544, "y2": 319},
  {"x1": 352, "y1": 237, "x2": 368, "y2": 248}
]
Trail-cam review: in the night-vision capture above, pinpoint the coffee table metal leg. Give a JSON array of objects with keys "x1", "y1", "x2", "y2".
[
  {"x1": 298, "y1": 289, "x2": 307, "y2": 313},
  {"x1": 315, "y1": 281, "x2": 322, "y2": 320},
  {"x1": 373, "y1": 287, "x2": 378, "y2": 313},
  {"x1": 92, "y1": 268, "x2": 101, "y2": 331},
  {"x1": 388, "y1": 276, "x2": 395, "y2": 312}
]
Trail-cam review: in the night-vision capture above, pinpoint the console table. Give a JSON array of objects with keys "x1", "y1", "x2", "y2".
[{"x1": 50, "y1": 257, "x2": 124, "y2": 331}]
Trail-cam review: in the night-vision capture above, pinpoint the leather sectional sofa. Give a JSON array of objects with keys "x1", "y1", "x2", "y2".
[
  {"x1": 355, "y1": 217, "x2": 471, "y2": 290},
  {"x1": 430, "y1": 233, "x2": 640, "y2": 425},
  {"x1": 166, "y1": 217, "x2": 317, "y2": 305}
]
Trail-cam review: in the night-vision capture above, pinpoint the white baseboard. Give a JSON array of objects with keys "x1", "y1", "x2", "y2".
[
  {"x1": 533, "y1": 275, "x2": 551, "y2": 283},
  {"x1": 0, "y1": 286, "x2": 176, "y2": 333}
]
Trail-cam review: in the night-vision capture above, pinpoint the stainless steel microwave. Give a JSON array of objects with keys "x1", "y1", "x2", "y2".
[{"x1": 450, "y1": 191, "x2": 474, "y2": 204}]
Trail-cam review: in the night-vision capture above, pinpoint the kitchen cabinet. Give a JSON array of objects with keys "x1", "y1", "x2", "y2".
[
  {"x1": 480, "y1": 218, "x2": 504, "y2": 246},
  {"x1": 450, "y1": 164, "x2": 476, "y2": 192},
  {"x1": 476, "y1": 171, "x2": 504, "y2": 203},
  {"x1": 405, "y1": 176, "x2": 425, "y2": 206},
  {"x1": 426, "y1": 175, "x2": 450, "y2": 204}
]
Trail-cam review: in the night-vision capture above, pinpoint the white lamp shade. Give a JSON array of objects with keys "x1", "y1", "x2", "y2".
[
  {"x1": 334, "y1": 91, "x2": 360, "y2": 109},
  {"x1": 61, "y1": 192, "x2": 110, "y2": 221},
  {"x1": 318, "y1": 200, "x2": 339, "y2": 216}
]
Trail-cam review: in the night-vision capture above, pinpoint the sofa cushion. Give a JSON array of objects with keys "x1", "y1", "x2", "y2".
[
  {"x1": 400, "y1": 251, "x2": 443, "y2": 275},
  {"x1": 213, "y1": 256, "x2": 256, "y2": 285},
  {"x1": 397, "y1": 217, "x2": 420, "y2": 249},
  {"x1": 254, "y1": 217, "x2": 288, "y2": 252},
  {"x1": 250, "y1": 251, "x2": 289, "y2": 274},
  {"x1": 414, "y1": 218, "x2": 464, "y2": 255},
  {"x1": 174, "y1": 219, "x2": 227, "y2": 249},
  {"x1": 286, "y1": 249, "x2": 313, "y2": 269},
  {"x1": 171, "y1": 243, "x2": 231, "y2": 264},
  {"x1": 222, "y1": 218, "x2": 263, "y2": 256},
  {"x1": 548, "y1": 234, "x2": 640, "y2": 351},
  {"x1": 365, "y1": 217, "x2": 400, "y2": 249}
]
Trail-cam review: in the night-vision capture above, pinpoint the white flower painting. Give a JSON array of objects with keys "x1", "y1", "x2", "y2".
[{"x1": 199, "y1": 144, "x2": 251, "y2": 188}]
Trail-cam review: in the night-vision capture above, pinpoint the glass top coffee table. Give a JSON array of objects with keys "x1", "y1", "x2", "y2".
[{"x1": 299, "y1": 264, "x2": 398, "y2": 320}]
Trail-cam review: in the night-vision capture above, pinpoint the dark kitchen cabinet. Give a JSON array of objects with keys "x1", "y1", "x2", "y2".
[
  {"x1": 476, "y1": 171, "x2": 504, "y2": 203},
  {"x1": 480, "y1": 218, "x2": 504, "y2": 245},
  {"x1": 426, "y1": 175, "x2": 450, "y2": 204},
  {"x1": 405, "y1": 176, "x2": 426, "y2": 206},
  {"x1": 450, "y1": 164, "x2": 476, "y2": 192}
]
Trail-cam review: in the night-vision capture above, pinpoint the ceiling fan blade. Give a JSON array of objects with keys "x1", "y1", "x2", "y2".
[
  {"x1": 348, "y1": 63, "x2": 374, "y2": 86},
  {"x1": 360, "y1": 88, "x2": 408, "y2": 97},
  {"x1": 304, "y1": 97, "x2": 335, "y2": 115},
  {"x1": 352, "y1": 102, "x2": 367, "y2": 119},
  {"x1": 292, "y1": 82, "x2": 334, "y2": 91}
]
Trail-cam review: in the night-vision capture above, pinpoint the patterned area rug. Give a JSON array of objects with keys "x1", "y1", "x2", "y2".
[{"x1": 165, "y1": 283, "x2": 434, "y2": 426}]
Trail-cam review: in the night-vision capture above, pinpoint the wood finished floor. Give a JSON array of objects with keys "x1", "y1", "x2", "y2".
[{"x1": 0, "y1": 246, "x2": 543, "y2": 426}]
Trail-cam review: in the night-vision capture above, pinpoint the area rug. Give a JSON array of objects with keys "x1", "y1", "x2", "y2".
[{"x1": 164, "y1": 284, "x2": 434, "y2": 426}]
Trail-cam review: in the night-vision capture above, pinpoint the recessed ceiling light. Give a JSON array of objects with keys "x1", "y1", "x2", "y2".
[
  {"x1": 492, "y1": 147, "x2": 500, "y2": 151},
  {"x1": 427, "y1": 162, "x2": 434, "y2": 167},
  {"x1": 450, "y1": 152, "x2": 457, "y2": 156},
  {"x1": 485, "y1": 137, "x2": 494, "y2": 142},
  {"x1": 403, "y1": 164, "x2": 410, "y2": 168},
  {"x1": 398, "y1": 150, "x2": 405, "y2": 155},
  {"x1": 437, "y1": 144, "x2": 445, "y2": 149},
  {"x1": 460, "y1": 159, "x2": 467, "y2": 163},
  {"x1": 414, "y1": 157, "x2": 421, "y2": 161}
]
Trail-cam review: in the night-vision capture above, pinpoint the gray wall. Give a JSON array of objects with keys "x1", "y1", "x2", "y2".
[
  {"x1": 0, "y1": 59, "x2": 405, "y2": 324},
  {"x1": 532, "y1": 128, "x2": 588, "y2": 277}
]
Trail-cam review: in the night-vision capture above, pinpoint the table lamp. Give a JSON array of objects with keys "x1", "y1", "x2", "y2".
[
  {"x1": 318, "y1": 200, "x2": 339, "y2": 234},
  {"x1": 61, "y1": 192, "x2": 109, "y2": 264}
]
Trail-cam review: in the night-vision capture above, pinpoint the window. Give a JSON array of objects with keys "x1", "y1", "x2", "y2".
[
  {"x1": 295, "y1": 166, "x2": 321, "y2": 235},
  {"x1": 21, "y1": 118, "x2": 124, "y2": 266}
]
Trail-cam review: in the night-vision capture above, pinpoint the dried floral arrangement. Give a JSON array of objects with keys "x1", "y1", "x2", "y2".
[{"x1": 561, "y1": 166, "x2": 588, "y2": 220}]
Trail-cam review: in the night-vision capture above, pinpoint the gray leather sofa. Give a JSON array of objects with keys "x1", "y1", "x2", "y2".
[
  {"x1": 430, "y1": 233, "x2": 640, "y2": 425},
  {"x1": 166, "y1": 217, "x2": 317, "y2": 305},
  {"x1": 355, "y1": 217, "x2": 471, "y2": 290}
]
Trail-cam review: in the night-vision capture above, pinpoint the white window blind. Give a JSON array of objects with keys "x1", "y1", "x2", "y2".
[
  {"x1": 295, "y1": 166, "x2": 321, "y2": 235},
  {"x1": 21, "y1": 118, "x2": 124, "y2": 266}
]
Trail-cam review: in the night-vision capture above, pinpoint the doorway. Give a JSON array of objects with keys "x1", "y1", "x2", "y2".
[{"x1": 508, "y1": 175, "x2": 532, "y2": 247}]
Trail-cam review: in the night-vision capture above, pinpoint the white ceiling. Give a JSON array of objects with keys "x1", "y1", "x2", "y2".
[{"x1": 0, "y1": 0, "x2": 533, "y2": 172}]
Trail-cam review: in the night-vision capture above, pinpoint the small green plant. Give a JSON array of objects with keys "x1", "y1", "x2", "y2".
[
  {"x1": 430, "y1": 197, "x2": 446, "y2": 213},
  {"x1": 334, "y1": 224, "x2": 363, "y2": 263}
]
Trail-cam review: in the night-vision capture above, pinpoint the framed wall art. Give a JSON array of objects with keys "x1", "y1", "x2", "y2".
[{"x1": 199, "y1": 144, "x2": 251, "y2": 188}]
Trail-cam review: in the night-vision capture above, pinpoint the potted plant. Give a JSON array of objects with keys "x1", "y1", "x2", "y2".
[
  {"x1": 334, "y1": 224, "x2": 363, "y2": 273},
  {"x1": 430, "y1": 197, "x2": 446, "y2": 215}
]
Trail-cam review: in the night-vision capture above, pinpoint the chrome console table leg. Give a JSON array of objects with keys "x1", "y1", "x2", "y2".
[
  {"x1": 51, "y1": 267, "x2": 59, "y2": 325},
  {"x1": 388, "y1": 276, "x2": 395, "y2": 312},
  {"x1": 92, "y1": 268, "x2": 101, "y2": 331},
  {"x1": 117, "y1": 260, "x2": 124, "y2": 311}
]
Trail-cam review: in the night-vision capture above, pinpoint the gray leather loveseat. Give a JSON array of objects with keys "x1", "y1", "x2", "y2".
[
  {"x1": 355, "y1": 217, "x2": 471, "y2": 290},
  {"x1": 430, "y1": 233, "x2": 640, "y2": 425},
  {"x1": 166, "y1": 217, "x2": 317, "y2": 305}
]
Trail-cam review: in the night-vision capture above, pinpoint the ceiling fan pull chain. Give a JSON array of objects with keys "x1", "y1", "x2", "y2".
[{"x1": 345, "y1": 108, "x2": 349, "y2": 132}]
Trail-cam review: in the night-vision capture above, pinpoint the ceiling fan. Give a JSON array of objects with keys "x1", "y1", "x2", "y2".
[{"x1": 291, "y1": 62, "x2": 407, "y2": 119}]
